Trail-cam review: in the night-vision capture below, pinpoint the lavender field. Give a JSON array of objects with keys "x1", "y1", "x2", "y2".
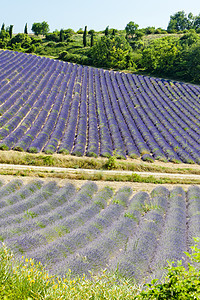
[
  {"x1": 0, "y1": 50, "x2": 200, "y2": 163},
  {"x1": 0, "y1": 179, "x2": 200, "y2": 281}
]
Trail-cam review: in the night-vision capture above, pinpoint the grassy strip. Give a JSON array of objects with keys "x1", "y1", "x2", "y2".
[
  {"x1": 1, "y1": 241, "x2": 200, "y2": 299},
  {"x1": 0, "y1": 150, "x2": 200, "y2": 175},
  {"x1": 0, "y1": 168, "x2": 200, "y2": 184}
]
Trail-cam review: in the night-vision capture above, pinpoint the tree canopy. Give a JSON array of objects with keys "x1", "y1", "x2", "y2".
[
  {"x1": 125, "y1": 21, "x2": 139, "y2": 38},
  {"x1": 31, "y1": 21, "x2": 50, "y2": 35},
  {"x1": 90, "y1": 35, "x2": 136, "y2": 70}
]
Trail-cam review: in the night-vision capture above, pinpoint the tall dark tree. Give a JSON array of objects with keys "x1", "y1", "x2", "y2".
[
  {"x1": 83, "y1": 26, "x2": 87, "y2": 47},
  {"x1": 60, "y1": 29, "x2": 64, "y2": 42},
  {"x1": 90, "y1": 32, "x2": 94, "y2": 47},
  {"x1": 24, "y1": 23, "x2": 28, "y2": 34},
  {"x1": 112, "y1": 29, "x2": 116, "y2": 36},
  {"x1": 105, "y1": 26, "x2": 109, "y2": 36},
  {"x1": 9, "y1": 25, "x2": 14, "y2": 39},
  {"x1": 1, "y1": 23, "x2": 5, "y2": 31}
]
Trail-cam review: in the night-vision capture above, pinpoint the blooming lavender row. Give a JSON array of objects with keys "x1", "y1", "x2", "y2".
[
  {"x1": 113, "y1": 186, "x2": 169, "y2": 282},
  {"x1": 33, "y1": 186, "x2": 132, "y2": 272},
  {"x1": 0, "y1": 180, "x2": 44, "y2": 221},
  {"x1": 0, "y1": 181, "x2": 61, "y2": 228},
  {"x1": 3, "y1": 181, "x2": 98, "y2": 254},
  {"x1": 0, "y1": 60, "x2": 61, "y2": 148},
  {"x1": 187, "y1": 186, "x2": 200, "y2": 248},
  {"x1": 0, "y1": 51, "x2": 200, "y2": 162},
  {"x1": 0, "y1": 182, "x2": 76, "y2": 240},
  {"x1": 149, "y1": 187, "x2": 187, "y2": 281},
  {"x1": 56, "y1": 190, "x2": 148, "y2": 277},
  {"x1": 0, "y1": 179, "x2": 22, "y2": 207},
  {"x1": 1, "y1": 180, "x2": 200, "y2": 281}
]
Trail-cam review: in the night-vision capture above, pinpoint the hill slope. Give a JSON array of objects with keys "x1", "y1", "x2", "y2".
[{"x1": 0, "y1": 50, "x2": 200, "y2": 163}]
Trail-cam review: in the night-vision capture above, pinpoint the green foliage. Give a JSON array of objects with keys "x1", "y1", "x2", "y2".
[
  {"x1": 138, "y1": 238, "x2": 200, "y2": 299},
  {"x1": 31, "y1": 21, "x2": 50, "y2": 36},
  {"x1": 0, "y1": 29, "x2": 10, "y2": 48},
  {"x1": 1, "y1": 23, "x2": 5, "y2": 31},
  {"x1": 90, "y1": 35, "x2": 135, "y2": 69},
  {"x1": 11, "y1": 33, "x2": 31, "y2": 49},
  {"x1": 144, "y1": 26, "x2": 155, "y2": 34},
  {"x1": 167, "y1": 11, "x2": 200, "y2": 33},
  {"x1": 60, "y1": 29, "x2": 64, "y2": 42},
  {"x1": 24, "y1": 23, "x2": 28, "y2": 34},
  {"x1": 9, "y1": 25, "x2": 14, "y2": 39},
  {"x1": 104, "y1": 154, "x2": 117, "y2": 170},
  {"x1": 83, "y1": 25, "x2": 87, "y2": 47},
  {"x1": 90, "y1": 32, "x2": 94, "y2": 47},
  {"x1": 141, "y1": 36, "x2": 180, "y2": 75},
  {"x1": 77, "y1": 28, "x2": 84, "y2": 34},
  {"x1": 125, "y1": 21, "x2": 139, "y2": 38},
  {"x1": 167, "y1": 11, "x2": 189, "y2": 32},
  {"x1": 45, "y1": 32, "x2": 60, "y2": 42},
  {"x1": 1, "y1": 240, "x2": 200, "y2": 299},
  {"x1": 105, "y1": 25, "x2": 109, "y2": 36}
]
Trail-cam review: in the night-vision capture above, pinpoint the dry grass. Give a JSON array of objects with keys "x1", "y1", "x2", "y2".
[{"x1": 1, "y1": 150, "x2": 200, "y2": 175}]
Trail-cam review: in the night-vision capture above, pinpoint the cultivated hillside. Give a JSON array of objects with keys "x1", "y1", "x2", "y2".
[{"x1": 0, "y1": 50, "x2": 200, "y2": 164}]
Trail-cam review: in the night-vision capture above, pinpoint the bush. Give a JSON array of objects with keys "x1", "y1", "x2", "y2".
[
  {"x1": 45, "y1": 32, "x2": 60, "y2": 42},
  {"x1": 138, "y1": 238, "x2": 200, "y2": 299},
  {"x1": 77, "y1": 28, "x2": 84, "y2": 34},
  {"x1": 58, "y1": 51, "x2": 91, "y2": 65},
  {"x1": 10, "y1": 33, "x2": 31, "y2": 48}
]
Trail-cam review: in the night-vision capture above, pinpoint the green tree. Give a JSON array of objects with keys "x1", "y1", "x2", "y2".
[
  {"x1": 24, "y1": 23, "x2": 28, "y2": 34},
  {"x1": 11, "y1": 33, "x2": 31, "y2": 49},
  {"x1": 141, "y1": 36, "x2": 180, "y2": 75},
  {"x1": 90, "y1": 35, "x2": 135, "y2": 69},
  {"x1": 184, "y1": 42, "x2": 200, "y2": 83},
  {"x1": 31, "y1": 21, "x2": 49, "y2": 36},
  {"x1": 105, "y1": 26, "x2": 109, "y2": 36},
  {"x1": 90, "y1": 32, "x2": 94, "y2": 47},
  {"x1": 1, "y1": 23, "x2": 5, "y2": 31},
  {"x1": 112, "y1": 29, "x2": 115, "y2": 36},
  {"x1": 194, "y1": 14, "x2": 200, "y2": 30},
  {"x1": 167, "y1": 11, "x2": 189, "y2": 32},
  {"x1": 83, "y1": 26, "x2": 87, "y2": 47},
  {"x1": 125, "y1": 21, "x2": 139, "y2": 38},
  {"x1": 60, "y1": 29, "x2": 64, "y2": 42},
  {"x1": 0, "y1": 29, "x2": 10, "y2": 48},
  {"x1": 9, "y1": 25, "x2": 13, "y2": 39}
]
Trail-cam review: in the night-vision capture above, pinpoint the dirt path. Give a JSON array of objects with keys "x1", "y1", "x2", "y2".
[
  {"x1": 1, "y1": 163, "x2": 200, "y2": 179},
  {"x1": 0, "y1": 163, "x2": 199, "y2": 195}
]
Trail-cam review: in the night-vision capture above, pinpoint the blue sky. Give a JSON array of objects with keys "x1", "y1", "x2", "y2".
[{"x1": 2, "y1": 0, "x2": 200, "y2": 33}]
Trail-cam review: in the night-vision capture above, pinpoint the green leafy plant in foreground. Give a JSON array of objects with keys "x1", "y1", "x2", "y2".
[
  {"x1": 138, "y1": 237, "x2": 200, "y2": 299},
  {"x1": 0, "y1": 239, "x2": 200, "y2": 299}
]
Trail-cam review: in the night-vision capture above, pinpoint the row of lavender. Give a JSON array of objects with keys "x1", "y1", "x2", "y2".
[
  {"x1": 0, "y1": 50, "x2": 200, "y2": 162},
  {"x1": 0, "y1": 179, "x2": 200, "y2": 281}
]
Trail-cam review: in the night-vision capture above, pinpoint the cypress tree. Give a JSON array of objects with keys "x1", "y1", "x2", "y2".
[
  {"x1": 9, "y1": 25, "x2": 13, "y2": 38},
  {"x1": 90, "y1": 32, "x2": 94, "y2": 47},
  {"x1": 105, "y1": 26, "x2": 109, "y2": 36},
  {"x1": 60, "y1": 29, "x2": 64, "y2": 42},
  {"x1": 112, "y1": 29, "x2": 115, "y2": 36},
  {"x1": 24, "y1": 23, "x2": 28, "y2": 34},
  {"x1": 1, "y1": 23, "x2": 5, "y2": 31},
  {"x1": 83, "y1": 26, "x2": 87, "y2": 47}
]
